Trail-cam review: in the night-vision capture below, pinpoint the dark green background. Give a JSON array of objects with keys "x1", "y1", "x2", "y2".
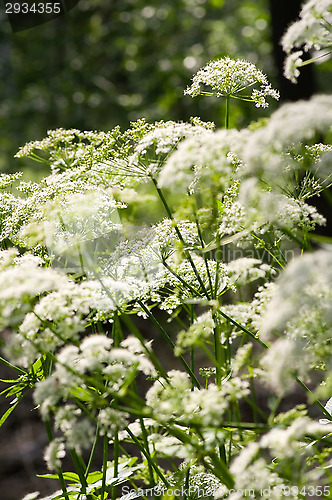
[{"x1": 0, "y1": 0, "x2": 331, "y2": 174}]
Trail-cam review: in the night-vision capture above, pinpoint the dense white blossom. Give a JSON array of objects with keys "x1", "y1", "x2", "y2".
[
  {"x1": 175, "y1": 311, "x2": 215, "y2": 354},
  {"x1": 227, "y1": 258, "x2": 272, "y2": 286},
  {"x1": 146, "y1": 370, "x2": 249, "y2": 426},
  {"x1": 282, "y1": 0, "x2": 332, "y2": 81},
  {"x1": 43, "y1": 438, "x2": 66, "y2": 471},
  {"x1": 257, "y1": 248, "x2": 332, "y2": 393},
  {"x1": 157, "y1": 129, "x2": 248, "y2": 193},
  {"x1": 243, "y1": 95, "x2": 332, "y2": 183},
  {"x1": 184, "y1": 57, "x2": 279, "y2": 107},
  {"x1": 260, "y1": 417, "x2": 332, "y2": 458}
]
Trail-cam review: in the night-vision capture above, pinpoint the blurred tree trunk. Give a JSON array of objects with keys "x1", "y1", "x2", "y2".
[{"x1": 269, "y1": 0, "x2": 316, "y2": 101}]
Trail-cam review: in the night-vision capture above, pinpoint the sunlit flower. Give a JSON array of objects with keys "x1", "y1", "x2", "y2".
[{"x1": 185, "y1": 57, "x2": 279, "y2": 107}]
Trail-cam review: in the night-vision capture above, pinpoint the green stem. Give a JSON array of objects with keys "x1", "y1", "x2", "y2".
[
  {"x1": 69, "y1": 448, "x2": 87, "y2": 498},
  {"x1": 225, "y1": 95, "x2": 230, "y2": 129},
  {"x1": 151, "y1": 176, "x2": 210, "y2": 300},
  {"x1": 218, "y1": 309, "x2": 268, "y2": 349},
  {"x1": 213, "y1": 314, "x2": 223, "y2": 387},
  {"x1": 44, "y1": 419, "x2": 70, "y2": 500},
  {"x1": 112, "y1": 429, "x2": 119, "y2": 500},
  {"x1": 249, "y1": 366, "x2": 258, "y2": 423},
  {"x1": 201, "y1": 342, "x2": 220, "y2": 367},
  {"x1": 298, "y1": 50, "x2": 332, "y2": 67},
  {"x1": 101, "y1": 434, "x2": 109, "y2": 500},
  {"x1": 85, "y1": 426, "x2": 100, "y2": 478},
  {"x1": 137, "y1": 300, "x2": 200, "y2": 388},
  {"x1": 193, "y1": 211, "x2": 214, "y2": 295},
  {"x1": 0, "y1": 356, "x2": 26, "y2": 375},
  {"x1": 139, "y1": 418, "x2": 155, "y2": 485},
  {"x1": 164, "y1": 424, "x2": 234, "y2": 489},
  {"x1": 295, "y1": 377, "x2": 332, "y2": 420},
  {"x1": 125, "y1": 427, "x2": 170, "y2": 487},
  {"x1": 161, "y1": 259, "x2": 202, "y2": 298}
]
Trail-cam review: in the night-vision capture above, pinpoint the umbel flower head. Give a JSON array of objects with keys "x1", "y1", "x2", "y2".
[
  {"x1": 282, "y1": 0, "x2": 332, "y2": 82},
  {"x1": 185, "y1": 57, "x2": 279, "y2": 108}
]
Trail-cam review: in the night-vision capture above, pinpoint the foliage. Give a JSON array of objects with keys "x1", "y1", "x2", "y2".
[
  {"x1": 2, "y1": 3, "x2": 332, "y2": 500},
  {"x1": 0, "y1": 0, "x2": 273, "y2": 172}
]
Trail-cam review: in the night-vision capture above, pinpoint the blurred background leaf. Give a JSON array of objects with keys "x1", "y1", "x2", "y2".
[{"x1": 0, "y1": 0, "x2": 331, "y2": 176}]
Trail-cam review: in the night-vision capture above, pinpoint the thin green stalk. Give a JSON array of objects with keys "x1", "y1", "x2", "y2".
[
  {"x1": 137, "y1": 300, "x2": 200, "y2": 388},
  {"x1": 190, "y1": 348, "x2": 195, "y2": 380},
  {"x1": 0, "y1": 356, "x2": 26, "y2": 375},
  {"x1": 163, "y1": 423, "x2": 234, "y2": 489},
  {"x1": 193, "y1": 211, "x2": 214, "y2": 295},
  {"x1": 225, "y1": 95, "x2": 230, "y2": 129},
  {"x1": 120, "y1": 313, "x2": 168, "y2": 380},
  {"x1": 139, "y1": 418, "x2": 155, "y2": 485},
  {"x1": 112, "y1": 429, "x2": 119, "y2": 500},
  {"x1": 69, "y1": 448, "x2": 87, "y2": 499},
  {"x1": 85, "y1": 426, "x2": 100, "y2": 478},
  {"x1": 125, "y1": 426, "x2": 170, "y2": 487},
  {"x1": 101, "y1": 434, "x2": 109, "y2": 500},
  {"x1": 112, "y1": 312, "x2": 123, "y2": 347},
  {"x1": 243, "y1": 395, "x2": 268, "y2": 422},
  {"x1": 218, "y1": 309, "x2": 268, "y2": 349},
  {"x1": 161, "y1": 259, "x2": 202, "y2": 297},
  {"x1": 77, "y1": 243, "x2": 85, "y2": 275},
  {"x1": 151, "y1": 176, "x2": 210, "y2": 300},
  {"x1": 251, "y1": 233, "x2": 285, "y2": 269},
  {"x1": 295, "y1": 377, "x2": 332, "y2": 420},
  {"x1": 297, "y1": 50, "x2": 332, "y2": 67},
  {"x1": 184, "y1": 467, "x2": 190, "y2": 500},
  {"x1": 249, "y1": 366, "x2": 257, "y2": 424},
  {"x1": 213, "y1": 315, "x2": 223, "y2": 387},
  {"x1": 227, "y1": 434, "x2": 233, "y2": 465},
  {"x1": 44, "y1": 419, "x2": 70, "y2": 500}
]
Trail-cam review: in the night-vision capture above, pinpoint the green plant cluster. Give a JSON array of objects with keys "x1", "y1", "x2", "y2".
[{"x1": 1, "y1": 2, "x2": 332, "y2": 499}]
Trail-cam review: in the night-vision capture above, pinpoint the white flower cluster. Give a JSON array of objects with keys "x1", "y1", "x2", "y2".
[
  {"x1": 43, "y1": 190, "x2": 124, "y2": 255},
  {"x1": 146, "y1": 369, "x2": 249, "y2": 427},
  {"x1": 282, "y1": 0, "x2": 332, "y2": 82},
  {"x1": 15, "y1": 127, "x2": 112, "y2": 163},
  {"x1": 175, "y1": 311, "x2": 215, "y2": 354},
  {"x1": 257, "y1": 248, "x2": 332, "y2": 394},
  {"x1": 239, "y1": 178, "x2": 326, "y2": 233},
  {"x1": 33, "y1": 334, "x2": 156, "y2": 467},
  {"x1": 0, "y1": 251, "x2": 67, "y2": 331},
  {"x1": 243, "y1": 95, "x2": 332, "y2": 184},
  {"x1": 184, "y1": 57, "x2": 279, "y2": 107},
  {"x1": 222, "y1": 417, "x2": 332, "y2": 499},
  {"x1": 0, "y1": 171, "x2": 23, "y2": 189},
  {"x1": 35, "y1": 334, "x2": 156, "y2": 415},
  {"x1": 0, "y1": 251, "x2": 119, "y2": 366},
  {"x1": 227, "y1": 258, "x2": 272, "y2": 286},
  {"x1": 131, "y1": 120, "x2": 211, "y2": 159},
  {"x1": 157, "y1": 129, "x2": 248, "y2": 193}
]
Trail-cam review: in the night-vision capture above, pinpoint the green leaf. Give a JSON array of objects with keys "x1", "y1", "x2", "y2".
[
  {"x1": 37, "y1": 472, "x2": 80, "y2": 483},
  {"x1": 0, "y1": 378, "x2": 23, "y2": 383},
  {"x1": 86, "y1": 471, "x2": 103, "y2": 484},
  {"x1": 0, "y1": 398, "x2": 20, "y2": 427},
  {"x1": 0, "y1": 355, "x2": 26, "y2": 375},
  {"x1": 68, "y1": 385, "x2": 97, "y2": 402}
]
